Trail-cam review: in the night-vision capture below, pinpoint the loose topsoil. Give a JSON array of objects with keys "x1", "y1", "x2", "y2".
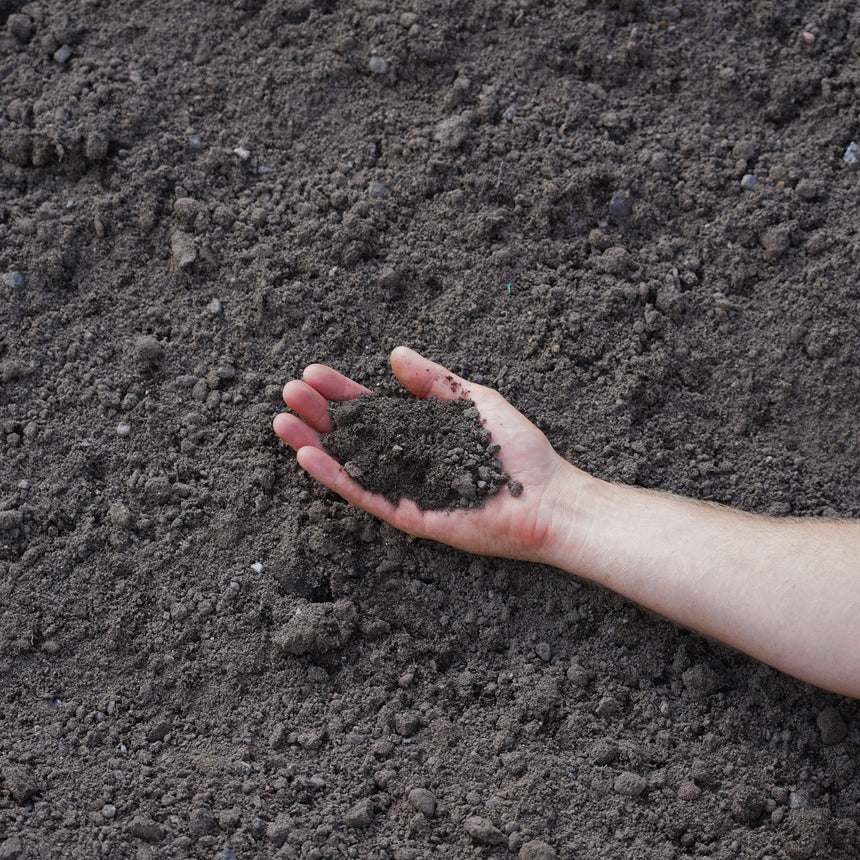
[
  {"x1": 323, "y1": 394, "x2": 510, "y2": 508},
  {"x1": 1, "y1": 1, "x2": 859, "y2": 858}
]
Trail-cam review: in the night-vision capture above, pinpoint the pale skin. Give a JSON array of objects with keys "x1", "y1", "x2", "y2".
[{"x1": 273, "y1": 346, "x2": 860, "y2": 699}]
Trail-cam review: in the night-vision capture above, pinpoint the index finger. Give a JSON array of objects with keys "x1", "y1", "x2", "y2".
[
  {"x1": 302, "y1": 364, "x2": 372, "y2": 401},
  {"x1": 389, "y1": 346, "x2": 473, "y2": 401}
]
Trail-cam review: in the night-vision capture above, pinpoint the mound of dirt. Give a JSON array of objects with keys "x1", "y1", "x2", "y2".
[{"x1": 323, "y1": 393, "x2": 511, "y2": 509}]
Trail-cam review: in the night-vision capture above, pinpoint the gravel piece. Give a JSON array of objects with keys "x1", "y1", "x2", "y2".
[
  {"x1": 534, "y1": 642, "x2": 552, "y2": 662},
  {"x1": 53, "y1": 44, "x2": 72, "y2": 64},
  {"x1": 368, "y1": 56, "x2": 388, "y2": 74},
  {"x1": 608, "y1": 190, "x2": 633, "y2": 218},
  {"x1": 740, "y1": 173, "x2": 757, "y2": 189},
  {"x1": 1, "y1": 272, "x2": 25, "y2": 289}
]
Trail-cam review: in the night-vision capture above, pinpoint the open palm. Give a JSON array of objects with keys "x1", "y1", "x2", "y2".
[{"x1": 273, "y1": 346, "x2": 572, "y2": 562}]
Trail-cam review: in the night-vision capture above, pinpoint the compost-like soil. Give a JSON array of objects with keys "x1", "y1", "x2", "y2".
[
  {"x1": 1, "y1": 1, "x2": 859, "y2": 858},
  {"x1": 323, "y1": 394, "x2": 510, "y2": 508}
]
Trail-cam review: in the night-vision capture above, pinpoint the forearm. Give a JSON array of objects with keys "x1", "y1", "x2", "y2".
[{"x1": 542, "y1": 463, "x2": 860, "y2": 697}]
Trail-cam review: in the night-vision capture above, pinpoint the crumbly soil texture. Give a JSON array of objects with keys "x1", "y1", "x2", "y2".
[
  {"x1": 1, "y1": 1, "x2": 859, "y2": 858},
  {"x1": 323, "y1": 394, "x2": 510, "y2": 509}
]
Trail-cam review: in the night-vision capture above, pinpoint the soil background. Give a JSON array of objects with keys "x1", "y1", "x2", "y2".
[{"x1": 1, "y1": 1, "x2": 859, "y2": 858}]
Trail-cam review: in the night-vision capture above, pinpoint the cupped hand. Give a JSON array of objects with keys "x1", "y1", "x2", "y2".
[{"x1": 273, "y1": 346, "x2": 578, "y2": 562}]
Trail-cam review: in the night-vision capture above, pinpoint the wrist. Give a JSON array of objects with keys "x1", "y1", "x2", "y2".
[{"x1": 531, "y1": 458, "x2": 607, "y2": 572}]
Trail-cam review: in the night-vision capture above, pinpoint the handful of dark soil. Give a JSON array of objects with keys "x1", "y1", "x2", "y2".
[{"x1": 321, "y1": 394, "x2": 511, "y2": 510}]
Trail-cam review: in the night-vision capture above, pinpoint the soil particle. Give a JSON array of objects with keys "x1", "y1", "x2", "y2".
[
  {"x1": 407, "y1": 787, "x2": 436, "y2": 818},
  {"x1": 613, "y1": 771, "x2": 648, "y2": 798},
  {"x1": 0, "y1": 837, "x2": 23, "y2": 860},
  {"x1": 274, "y1": 599, "x2": 356, "y2": 656},
  {"x1": 126, "y1": 816, "x2": 163, "y2": 843},
  {"x1": 344, "y1": 798, "x2": 375, "y2": 828},
  {"x1": 730, "y1": 784, "x2": 766, "y2": 824},
  {"x1": 518, "y1": 840, "x2": 557, "y2": 860},
  {"x1": 464, "y1": 815, "x2": 506, "y2": 845},
  {"x1": 817, "y1": 707, "x2": 848, "y2": 745},
  {"x1": 0, "y1": 763, "x2": 40, "y2": 804},
  {"x1": 323, "y1": 394, "x2": 510, "y2": 509}
]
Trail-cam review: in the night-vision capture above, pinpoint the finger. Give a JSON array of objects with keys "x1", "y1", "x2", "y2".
[
  {"x1": 302, "y1": 364, "x2": 372, "y2": 401},
  {"x1": 282, "y1": 380, "x2": 334, "y2": 433},
  {"x1": 389, "y1": 345, "x2": 473, "y2": 401},
  {"x1": 296, "y1": 446, "x2": 403, "y2": 522},
  {"x1": 273, "y1": 412, "x2": 320, "y2": 451}
]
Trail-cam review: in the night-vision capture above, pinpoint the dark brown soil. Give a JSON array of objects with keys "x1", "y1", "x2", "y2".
[
  {"x1": 323, "y1": 394, "x2": 510, "y2": 508},
  {"x1": 1, "y1": 1, "x2": 859, "y2": 858}
]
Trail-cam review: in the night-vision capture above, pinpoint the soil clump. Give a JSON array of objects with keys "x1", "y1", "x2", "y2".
[{"x1": 322, "y1": 393, "x2": 510, "y2": 509}]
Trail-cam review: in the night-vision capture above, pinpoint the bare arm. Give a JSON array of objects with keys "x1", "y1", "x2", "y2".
[
  {"x1": 542, "y1": 464, "x2": 860, "y2": 698},
  {"x1": 274, "y1": 347, "x2": 860, "y2": 698}
]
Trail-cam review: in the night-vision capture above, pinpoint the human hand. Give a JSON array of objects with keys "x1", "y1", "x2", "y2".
[{"x1": 273, "y1": 346, "x2": 588, "y2": 563}]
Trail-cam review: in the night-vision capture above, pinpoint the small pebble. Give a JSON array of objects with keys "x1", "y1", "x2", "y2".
[
  {"x1": 367, "y1": 181, "x2": 389, "y2": 199},
  {"x1": 208, "y1": 298, "x2": 223, "y2": 314},
  {"x1": 844, "y1": 141, "x2": 858, "y2": 166},
  {"x1": 189, "y1": 134, "x2": 202, "y2": 151},
  {"x1": 233, "y1": 147, "x2": 250, "y2": 160},
  {"x1": 368, "y1": 56, "x2": 389, "y2": 74},
  {"x1": 251, "y1": 562, "x2": 264, "y2": 574},
  {"x1": 788, "y1": 790, "x2": 813, "y2": 810},
  {"x1": 102, "y1": 804, "x2": 117, "y2": 819},
  {"x1": 116, "y1": 423, "x2": 131, "y2": 437},
  {"x1": 608, "y1": 190, "x2": 633, "y2": 219},
  {"x1": 740, "y1": 174, "x2": 757, "y2": 189},
  {"x1": 2, "y1": 272, "x2": 25, "y2": 289},
  {"x1": 53, "y1": 44, "x2": 72, "y2": 64},
  {"x1": 535, "y1": 642, "x2": 552, "y2": 662}
]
